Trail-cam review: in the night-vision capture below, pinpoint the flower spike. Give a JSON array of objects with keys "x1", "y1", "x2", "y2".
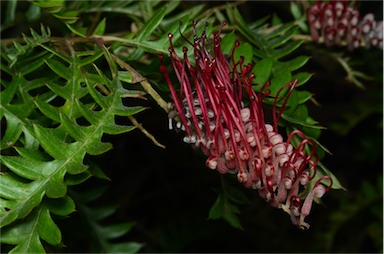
[{"x1": 160, "y1": 21, "x2": 332, "y2": 229}]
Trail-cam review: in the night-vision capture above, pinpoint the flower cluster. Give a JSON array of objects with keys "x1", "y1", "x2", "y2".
[
  {"x1": 307, "y1": 1, "x2": 383, "y2": 50},
  {"x1": 306, "y1": 0, "x2": 383, "y2": 50},
  {"x1": 160, "y1": 21, "x2": 332, "y2": 229}
]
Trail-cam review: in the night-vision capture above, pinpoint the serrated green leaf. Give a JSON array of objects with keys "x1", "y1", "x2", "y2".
[
  {"x1": 208, "y1": 192, "x2": 243, "y2": 230},
  {"x1": 44, "y1": 59, "x2": 71, "y2": 80},
  {"x1": 60, "y1": 113, "x2": 112, "y2": 156},
  {"x1": 46, "y1": 195, "x2": 76, "y2": 216},
  {"x1": 0, "y1": 174, "x2": 45, "y2": 227},
  {"x1": 0, "y1": 75, "x2": 19, "y2": 105},
  {"x1": 14, "y1": 147, "x2": 51, "y2": 161},
  {"x1": 64, "y1": 171, "x2": 92, "y2": 186},
  {"x1": 34, "y1": 99, "x2": 61, "y2": 122},
  {"x1": 19, "y1": 52, "x2": 50, "y2": 76},
  {"x1": 87, "y1": 160, "x2": 110, "y2": 180},
  {"x1": 118, "y1": 71, "x2": 133, "y2": 83},
  {"x1": 0, "y1": 114, "x2": 23, "y2": 149},
  {"x1": 33, "y1": 125, "x2": 87, "y2": 175},
  {"x1": 78, "y1": 51, "x2": 104, "y2": 67},
  {"x1": 1, "y1": 204, "x2": 61, "y2": 253},
  {"x1": 45, "y1": 172, "x2": 67, "y2": 198},
  {"x1": 0, "y1": 155, "x2": 44, "y2": 180},
  {"x1": 65, "y1": 24, "x2": 87, "y2": 37},
  {"x1": 36, "y1": 204, "x2": 62, "y2": 245}
]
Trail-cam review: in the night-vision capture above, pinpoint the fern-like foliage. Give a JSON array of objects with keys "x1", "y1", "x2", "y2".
[
  {"x1": 0, "y1": 26, "x2": 144, "y2": 252},
  {"x1": 67, "y1": 187, "x2": 144, "y2": 253},
  {"x1": 1, "y1": 1, "x2": 349, "y2": 250}
]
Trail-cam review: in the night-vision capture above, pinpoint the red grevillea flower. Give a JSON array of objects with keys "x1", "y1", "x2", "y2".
[
  {"x1": 160, "y1": 21, "x2": 333, "y2": 229},
  {"x1": 306, "y1": 0, "x2": 383, "y2": 50}
]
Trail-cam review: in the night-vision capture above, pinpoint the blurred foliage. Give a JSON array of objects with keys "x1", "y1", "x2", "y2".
[{"x1": 0, "y1": 0, "x2": 382, "y2": 253}]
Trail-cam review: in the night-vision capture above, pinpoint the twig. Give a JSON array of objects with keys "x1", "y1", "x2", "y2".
[
  {"x1": 112, "y1": 54, "x2": 169, "y2": 113},
  {"x1": 128, "y1": 115, "x2": 166, "y2": 149}
]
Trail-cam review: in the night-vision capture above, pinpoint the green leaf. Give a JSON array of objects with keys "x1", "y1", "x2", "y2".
[
  {"x1": 70, "y1": 188, "x2": 142, "y2": 253},
  {"x1": 290, "y1": 2, "x2": 302, "y2": 19},
  {"x1": 93, "y1": 18, "x2": 106, "y2": 36},
  {"x1": 0, "y1": 173, "x2": 45, "y2": 227},
  {"x1": 118, "y1": 71, "x2": 133, "y2": 83},
  {"x1": 98, "y1": 223, "x2": 135, "y2": 239},
  {"x1": 33, "y1": 0, "x2": 64, "y2": 13},
  {"x1": 234, "y1": 42, "x2": 253, "y2": 65},
  {"x1": 60, "y1": 113, "x2": 113, "y2": 156},
  {"x1": 135, "y1": 6, "x2": 167, "y2": 41},
  {"x1": 53, "y1": 11, "x2": 79, "y2": 24},
  {"x1": 36, "y1": 205, "x2": 62, "y2": 245},
  {"x1": 221, "y1": 31, "x2": 236, "y2": 55},
  {"x1": 1, "y1": 204, "x2": 61, "y2": 253},
  {"x1": 208, "y1": 177, "x2": 248, "y2": 230},
  {"x1": 293, "y1": 72, "x2": 313, "y2": 86},
  {"x1": 281, "y1": 112, "x2": 325, "y2": 129},
  {"x1": 271, "y1": 14, "x2": 282, "y2": 26},
  {"x1": 209, "y1": 190, "x2": 243, "y2": 230},
  {"x1": 1, "y1": 23, "x2": 157, "y2": 253},
  {"x1": 316, "y1": 162, "x2": 346, "y2": 190},
  {"x1": 296, "y1": 90, "x2": 313, "y2": 104},
  {"x1": 273, "y1": 40, "x2": 303, "y2": 59},
  {"x1": 278, "y1": 55, "x2": 310, "y2": 72},
  {"x1": 26, "y1": 4, "x2": 41, "y2": 21},
  {"x1": 107, "y1": 242, "x2": 144, "y2": 253},
  {"x1": 269, "y1": 70, "x2": 292, "y2": 96},
  {"x1": 44, "y1": 59, "x2": 71, "y2": 80},
  {"x1": 46, "y1": 196, "x2": 76, "y2": 216},
  {"x1": 0, "y1": 113, "x2": 23, "y2": 149},
  {"x1": 4, "y1": 0, "x2": 17, "y2": 25},
  {"x1": 252, "y1": 58, "x2": 273, "y2": 85},
  {"x1": 65, "y1": 24, "x2": 87, "y2": 37},
  {"x1": 87, "y1": 160, "x2": 110, "y2": 180},
  {"x1": 78, "y1": 50, "x2": 104, "y2": 67}
]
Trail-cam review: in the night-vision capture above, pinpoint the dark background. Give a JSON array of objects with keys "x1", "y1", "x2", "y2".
[
  {"x1": 2, "y1": 1, "x2": 381, "y2": 253},
  {"x1": 62, "y1": 2, "x2": 382, "y2": 253}
]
